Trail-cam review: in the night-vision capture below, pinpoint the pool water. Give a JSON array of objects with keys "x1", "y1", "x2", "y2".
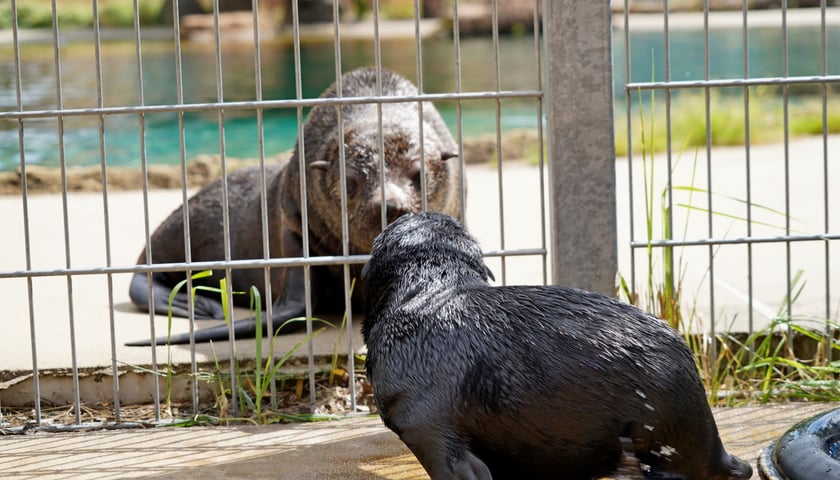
[
  {"x1": 827, "y1": 436, "x2": 840, "y2": 459},
  {"x1": 0, "y1": 23, "x2": 836, "y2": 171}
]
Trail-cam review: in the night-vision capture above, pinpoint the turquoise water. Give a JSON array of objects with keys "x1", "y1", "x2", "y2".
[
  {"x1": 0, "y1": 24, "x2": 836, "y2": 171},
  {"x1": 615, "y1": 25, "x2": 839, "y2": 88},
  {"x1": 0, "y1": 35, "x2": 542, "y2": 170}
]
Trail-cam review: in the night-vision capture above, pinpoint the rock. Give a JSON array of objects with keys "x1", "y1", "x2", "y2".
[
  {"x1": 0, "y1": 130, "x2": 538, "y2": 195},
  {"x1": 449, "y1": 0, "x2": 537, "y2": 36},
  {"x1": 180, "y1": 11, "x2": 277, "y2": 42}
]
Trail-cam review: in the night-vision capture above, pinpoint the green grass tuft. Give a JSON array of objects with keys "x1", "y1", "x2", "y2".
[
  {"x1": 615, "y1": 89, "x2": 836, "y2": 157},
  {"x1": 618, "y1": 88, "x2": 840, "y2": 406},
  {"x1": 156, "y1": 270, "x2": 336, "y2": 424},
  {"x1": 2, "y1": 0, "x2": 167, "y2": 29}
]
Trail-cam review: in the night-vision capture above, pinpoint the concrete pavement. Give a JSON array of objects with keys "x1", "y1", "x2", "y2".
[{"x1": 3, "y1": 403, "x2": 837, "y2": 479}]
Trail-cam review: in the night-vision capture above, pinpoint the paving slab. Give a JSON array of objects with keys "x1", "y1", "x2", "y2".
[{"x1": 2, "y1": 403, "x2": 837, "y2": 479}]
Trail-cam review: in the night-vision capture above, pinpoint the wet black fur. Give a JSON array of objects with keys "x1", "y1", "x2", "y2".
[{"x1": 362, "y1": 212, "x2": 753, "y2": 480}]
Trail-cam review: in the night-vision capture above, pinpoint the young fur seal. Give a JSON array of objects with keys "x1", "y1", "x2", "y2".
[
  {"x1": 362, "y1": 212, "x2": 753, "y2": 480},
  {"x1": 126, "y1": 68, "x2": 462, "y2": 346}
]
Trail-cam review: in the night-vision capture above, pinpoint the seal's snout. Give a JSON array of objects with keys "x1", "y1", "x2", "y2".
[
  {"x1": 366, "y1": 199, "x2": 409, "y2": 226},
  {"x1": 369, "y1": 176, "x2": 417, "y2": 223},
  {"x1": 385, "y1": 201, "x2": 407, "y2": 223}
]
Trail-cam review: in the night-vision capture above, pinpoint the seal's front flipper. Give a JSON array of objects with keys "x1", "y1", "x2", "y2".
[
  {"x1": 607, "y1": 437, "x2": 645, "y2": 480},
  {"x1": 397, "y1": 428, "x2": 492, "y2": 480},
  {"x1": 128, "y1": 272, "x2": 224, "y2": 319}
]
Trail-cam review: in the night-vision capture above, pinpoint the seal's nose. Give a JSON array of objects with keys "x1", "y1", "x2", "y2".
[{"x1": 385, "y1": 202, "x2": 406, "y2": 223}]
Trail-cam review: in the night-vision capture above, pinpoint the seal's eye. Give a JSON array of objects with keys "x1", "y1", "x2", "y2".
[
  {"x1": 409, "y1": 162, "x2": 423, "y2": 191},
  {"x1": 345, "y1": 171, "x2": 363, "y2": 197}
]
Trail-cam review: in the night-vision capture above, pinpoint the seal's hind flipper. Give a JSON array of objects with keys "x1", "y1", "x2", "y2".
[
  {"x1": 125, "y1": 316, "x2": 265, "y2": 347},
  {"x1": 128, "y1": 271, "x2": 224, "y2": 319},
  {"x1": 125, "y1": 296, "x2": 310, "y2": 346}
]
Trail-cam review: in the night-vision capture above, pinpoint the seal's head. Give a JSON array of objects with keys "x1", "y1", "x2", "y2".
[
  {"x1": 310, "y1": 124, "x2": 459, "y2": 255},
  {"x1": 363, "y1": 212, "x2": 493, "y2": 319}
]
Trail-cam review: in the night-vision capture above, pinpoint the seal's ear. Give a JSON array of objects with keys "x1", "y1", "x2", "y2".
[
  {"x1": 484, "y1": 265, "x2": 495, "y2": 282},
  {"x1": 310, "y1": 160, "x2": 330, "y2": 171},
  {"x1": 441, "y1": 151, "x2": 458, "y2": 161}
]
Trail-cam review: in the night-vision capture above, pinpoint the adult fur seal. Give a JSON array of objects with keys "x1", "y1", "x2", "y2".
[
  {"x1": 362, "y1": 212, "x2": 753, "y2": 480},
  {"x1": 126, "y1": 67, "x2": 462, "y2": 346}
]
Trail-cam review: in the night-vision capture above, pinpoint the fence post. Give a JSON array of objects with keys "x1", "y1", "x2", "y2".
[{"x1": 543, "y1": 0, "x2": 617, "y2": 296}]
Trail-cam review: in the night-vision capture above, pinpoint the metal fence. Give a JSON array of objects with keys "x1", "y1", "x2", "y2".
[
  {"x1": 3, "y1": 0, "x2": 836, "y2": 431},
  {"x1": 618, "y1": 1, "x2": 839, "y2": 359},
  {"x1": 0, "y1": 0, "x2": 560, "y2": 428}
]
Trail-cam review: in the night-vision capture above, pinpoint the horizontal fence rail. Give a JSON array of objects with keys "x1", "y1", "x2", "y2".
[{"x1": 0, "y1": 90, "x2": 543, "y2": 121}]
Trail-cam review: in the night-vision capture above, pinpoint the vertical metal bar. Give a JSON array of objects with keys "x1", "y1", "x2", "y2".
[
  {"x1": 533, "y1": 0, "x2": 547, "y2": 285},
  {"x1": 781, "y1": 1, "x2": 793, "y2": 329},
  {"x1": 819, "y1": 0, "x2": 832, "y2": 360},
  {"x1": 290, "y1": 0, "x2": 316, "y2": 406},
  {"x1": 370, "y1": 8, "x2": 388, "y2": 412},
  {"x1": 169, "y1": 0, "x2": 199, "y2": 413},
  {"x1": 413, "y1": 0, "x2": 428, "y2": 213},
  {"x1": 624, "y1": 0, "x2": 637, "y2": 301},
  {"x1": 138, "y1": 1, "x2": 161, "y2": 425},
  {"x1": 702, "y1": 0, "x2": 717, "y2": 360},
  {"x1": 208, "y1": 0, "x2": 238, "y2": 416},
  {"x1": 663, "y1": 0, "x2": 676, "y2": 323},
  {"x1": 491, "y1": 0, "x2": 507, "y2": 284},
  {"x1": 371, "y1": 0, "x2": 386, "y2": 409},
  {"x1": 452, "y1": 0, "x2": 466, "y2": 222},
  {"x1": 742, "y1": 0, "x2": 755, "y2": 345},
  {"x1": 372, "y1": 5, "x2": 387, "y2": 415},
  {"x1": 331, "y1": 0, "x2": 346, "y2": 406},
  {"x1": 50, "y1": 0, "x2": 82, "y2": 426},
  {"x1": 250, "y1": 0, "x2": 277, "y2": 410},
  {"x1": 374, "y1": 0, "x2": 386, "y2": 231},
  {"x1": 544, "y1": 1, "x2": 617, "y2": 295},
  {"x1": 11, "y1": 0, "x2": 41, "y2": 425},
  {"x1": 93, "y1": 0, "x2": 121, "y2": 423}
]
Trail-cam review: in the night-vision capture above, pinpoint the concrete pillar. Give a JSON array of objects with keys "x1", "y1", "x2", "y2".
[{"x1": 543, "y1": 0, "x2": 617, "y2": 296}]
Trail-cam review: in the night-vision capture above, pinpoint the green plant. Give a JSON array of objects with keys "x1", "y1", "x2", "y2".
[
  {"x1": 614, "y1": 88, "x2": 838, "y2": 157},
  {"x1": 12, "y1": 3, "x2": 59, "y2": 28},
  {"x1": 789, "y1": 99, "x2": 840, "y2": 136},
  {"x1": 235, "y1": 283, "x2": 333, "y2": 422},
  {"x1": 157, "y1": 270, "x2": 334, "y2": 423},
  {"x1": 3, "y1": 0, "x2": 167, "y2": 29},
  {"x1": 161, "y1": 269, "x2": 215, "y2": 414},
  {"x1": 618, "y1": 86, "x2": 839, "y2": 406},
  {"x1": 708, "y1": 272, "x2": 840, "y2": 405},
  {"x1": 328, "y1": 278, "x2": 357, "y2": 386},
  {"x1": 378, "y1": 0, "x2": 417, "y2": 20},
  {"x1": 622, "y1": 82, "x2": 688, "y2": 329},
  {"x1": 98, "y1": 3, "x2": 136, "y2": 27}
]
